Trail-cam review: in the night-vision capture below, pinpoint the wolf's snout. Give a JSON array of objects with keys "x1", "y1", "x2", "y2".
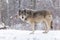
[{"x1": 22, "y1": 16, "x2": 24, "y2": 18}]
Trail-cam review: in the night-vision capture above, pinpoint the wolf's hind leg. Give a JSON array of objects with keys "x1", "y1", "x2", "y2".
[{"x1": 43, "y1": 20, "x2": 50, "y2": 33}]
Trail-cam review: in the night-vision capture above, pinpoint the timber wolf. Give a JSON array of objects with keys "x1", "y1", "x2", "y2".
[{"x1": 10, "y1": 9, "x2": 53, "y2": 34}]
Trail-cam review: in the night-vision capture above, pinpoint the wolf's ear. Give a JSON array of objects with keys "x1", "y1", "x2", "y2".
[
  {"x1": 19, "y1": 10, "x2": 21, "y2": 13},
  {"x1": 19, "y1": 10, "x2": 21, "y2": 15},
  {"x1": 24, "y1": 9, "x2": 26, "y2": 13}
]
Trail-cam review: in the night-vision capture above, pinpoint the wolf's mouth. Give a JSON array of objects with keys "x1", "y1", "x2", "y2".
[{"x1": 25, "y1": 18, "x2": 27, "y2": 20}]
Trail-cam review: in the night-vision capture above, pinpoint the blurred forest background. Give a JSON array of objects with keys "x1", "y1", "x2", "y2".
[{"x1": 0, "y1": 0, "x2": 60, "y2": 30}]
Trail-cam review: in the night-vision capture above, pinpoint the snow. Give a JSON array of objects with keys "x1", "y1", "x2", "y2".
[
  {"x1": 0, "y1": 23, "x2": 5, "y2": 28},
  {"x1": 0, "y1": 30, "x2": 60, "y2": 40}
]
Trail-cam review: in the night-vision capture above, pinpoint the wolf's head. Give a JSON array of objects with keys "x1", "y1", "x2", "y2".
[
  {"x1": 19, "y1": 9, "x2": 33, "y2": 22},
  {"x1": 19, "y1": 9, "x2": 29, "y2": 21}
]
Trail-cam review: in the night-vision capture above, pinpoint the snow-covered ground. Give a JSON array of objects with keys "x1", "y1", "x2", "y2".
[{"x1": 0, "y1": 30, "x2": 60, "y2": 40}]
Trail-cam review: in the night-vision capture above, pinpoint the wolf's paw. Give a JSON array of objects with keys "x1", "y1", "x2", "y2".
[
  {"x1": 43, "y1": 31, "x2": 48, "y2": 34},
  {"x1": 30, "y1": 32, "x2": 34, "y2": 34}
]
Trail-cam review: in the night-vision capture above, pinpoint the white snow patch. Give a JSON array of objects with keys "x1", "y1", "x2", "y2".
[
  {"x1": 0, "y1": 23, "x2": 5, "y2": 28},
  {"x1": 0, "y1": 30, "x2": 60, "y2": 40}
]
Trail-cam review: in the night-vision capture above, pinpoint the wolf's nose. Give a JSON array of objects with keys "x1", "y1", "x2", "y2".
[{"x1": 22, "y1": 16, "x2": 24, "y2": 18}]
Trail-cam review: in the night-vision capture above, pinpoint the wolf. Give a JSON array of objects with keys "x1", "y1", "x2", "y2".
[{"x1": 10, "y1": 9, "x2": 53, "y2": 34}]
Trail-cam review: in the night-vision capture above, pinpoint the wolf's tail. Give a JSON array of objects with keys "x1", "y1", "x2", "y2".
[{"x1": 51, "y1": 21, "x2": 53, "y2": 29}]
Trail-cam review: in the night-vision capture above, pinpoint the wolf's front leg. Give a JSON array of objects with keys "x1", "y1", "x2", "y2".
[{"x1": 30, "y1": 22, "x2": 35, "y2": 34}]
